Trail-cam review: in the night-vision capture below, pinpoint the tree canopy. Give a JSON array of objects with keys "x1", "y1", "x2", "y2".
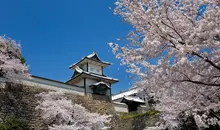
[
  {"x1": 0, "y1": 36, "x2": 29, "y2": 82},
  {"x1": 36, "y1": 91, "x2": 111, "y2": 130},
  {"x1": 110, "y1": 0, "x2": 220, "y2": 129}
]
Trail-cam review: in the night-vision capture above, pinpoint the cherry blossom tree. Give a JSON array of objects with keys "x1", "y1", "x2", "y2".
[
  {"x1": 36, "y1": 91, "x2": 111, "y2": 130},
  {"x1": 110, "y1": 0, "x2": 220, "y2": 129},
  {"x1": 0, "y1": 36, "x2": 29, "y2": 82}
]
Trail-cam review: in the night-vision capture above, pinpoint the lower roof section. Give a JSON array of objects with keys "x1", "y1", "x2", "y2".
[
  {"x1": 90, "y1": 81, "x2": 111, "y2": 88},
  {"x1": 112, "y1": 87, "x2": 143, "y2": 101},
  {"x1": 121, "y1": 96, "x2": 145, "y2": 104}
]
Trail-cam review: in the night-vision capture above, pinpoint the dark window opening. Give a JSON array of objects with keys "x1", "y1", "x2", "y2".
[
  {"x1": 126, "y1": 102, "x2": 140, "y2": 112},
  {"x1": 93, "y1": 86, "x2": 107, "y2": 95}
]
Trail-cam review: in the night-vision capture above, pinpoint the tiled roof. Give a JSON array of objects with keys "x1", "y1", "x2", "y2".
[
  {"x1": 122, "y1": 96, "x2": 145, "y2": 103},
  {"x1": 112, "y1": 87, "x2": 143, "y2": 100},
  {"x1": 70, "y1": 65, "x2": 119, "y2": 82},
  {"x1": 69, "y1": 52, "x2": 111, "y2": 69}
]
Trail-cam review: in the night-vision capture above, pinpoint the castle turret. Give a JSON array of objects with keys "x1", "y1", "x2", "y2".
[{"x1": 66, "y1": 52, "x2": 118, "y2": 97}]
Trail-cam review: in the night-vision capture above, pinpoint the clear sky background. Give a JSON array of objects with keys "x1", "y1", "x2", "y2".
[{"x1": 0, "y1": 0, "x2": 134, "y2": 94}]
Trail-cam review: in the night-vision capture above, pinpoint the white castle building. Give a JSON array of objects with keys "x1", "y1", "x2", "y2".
[
  {"x1": 112, "y1": 87, "x2": 147, "y2": 112},
  {"x1": 66, "y1": 52, "x2": 119, "y2": 97}
]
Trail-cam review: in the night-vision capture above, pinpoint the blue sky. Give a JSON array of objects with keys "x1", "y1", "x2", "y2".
[{"x1": 0, "y1": 0, "x2": 134, "y2": 94}]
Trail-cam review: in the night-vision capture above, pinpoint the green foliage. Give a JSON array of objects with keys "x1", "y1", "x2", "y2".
[
  {"x1": 146, "y1": 110, "x2": 160, "y2": 116},
  {"x1": 0, "y1": 117, "x2": 30, "y2": 130},
  {"x1": 20, "y1": 57, "x2": 26, "y2": 64},
  {"x1": 120, "y1": 110, "x2": 160, "y2": 119}
]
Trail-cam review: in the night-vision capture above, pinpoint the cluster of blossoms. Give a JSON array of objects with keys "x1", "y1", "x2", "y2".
[
  {"x1": 0, "y1": 36, "x2": 29, "y2": 82},
  {"x1": 36, "y1": 91, "x2": 111, "y2": 130},
  {"x1": 110, "y1": 0, "x2": 220, "y2": 129}
]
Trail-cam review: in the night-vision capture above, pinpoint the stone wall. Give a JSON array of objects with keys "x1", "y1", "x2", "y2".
[
  {"x1": 0, "y1": 83, "x2": 127, "y2": 130},
  {"x1": 0, "y1": 83, "x2": 48, "y2": 130},
  {"x1": 0, "y1": 83, "x2": 155, "y2": 130}
]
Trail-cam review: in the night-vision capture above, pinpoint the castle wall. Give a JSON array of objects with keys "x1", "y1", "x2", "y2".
[
  {"x1": 106, "y1": 89, "x2": 111, "y2": 97},
  {"x1": 73, "y1": 79, "x2": 84, "y2": 87},
  {"x1": 113, "y1": 102, "x2": 129, "y2": 113},
  {"x1": 85, "y1": 78, "x2": 97, "y2": 93},
  {"x1": 81, "y1": 63, "x2": 88, "y2": 71},
  {"x1": 88, "y1": 63, "x2": 102, "y2": 75},
  {"x1": 0, "y1": 77, "x2": 85, "y2": 96}
]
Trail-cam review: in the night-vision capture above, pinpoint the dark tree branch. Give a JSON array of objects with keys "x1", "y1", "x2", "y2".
[
  {"x1": 174, "y1": 79, "x2": 220, "y2": 87},
  {"x1": 165, "y1": 7, "x2": 185, "y2": 43},
  {"x1": 192, "y1": 51, "x2": 220, "y2": 71},
  {"x1": 209, "y1": 109, "x2": 220, "y2": 121}
]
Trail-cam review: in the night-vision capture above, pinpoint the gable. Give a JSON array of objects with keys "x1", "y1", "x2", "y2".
[{"x1": 88, "y1": 54, "x2": 101, "y2": 61}]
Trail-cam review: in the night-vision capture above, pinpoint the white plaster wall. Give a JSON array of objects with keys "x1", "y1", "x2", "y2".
[
  {"x1": 113, "y1": 102, "x2": 128, "y2": 113},
  {"x1": 73, "y1": 79, "x2": 84, "y2": 87},
  {"x1": 82, "y1": 64, "x2": 87, "y2": 71},
  {"x1": 88, "y1": 63, "x2": 102, "y2": 75},
  {"x1": 85, "y1": 78, "x2": 97, "y2": 93},
  {"x1": 0, "y1": 77, "x2": 85, "y2": 96},
  {"x1": 106, "y1": 89, "x2": 111, "y2": 96},
  {"x1": 86, "y1": 78, "x2": 97, "y2": 86}
]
